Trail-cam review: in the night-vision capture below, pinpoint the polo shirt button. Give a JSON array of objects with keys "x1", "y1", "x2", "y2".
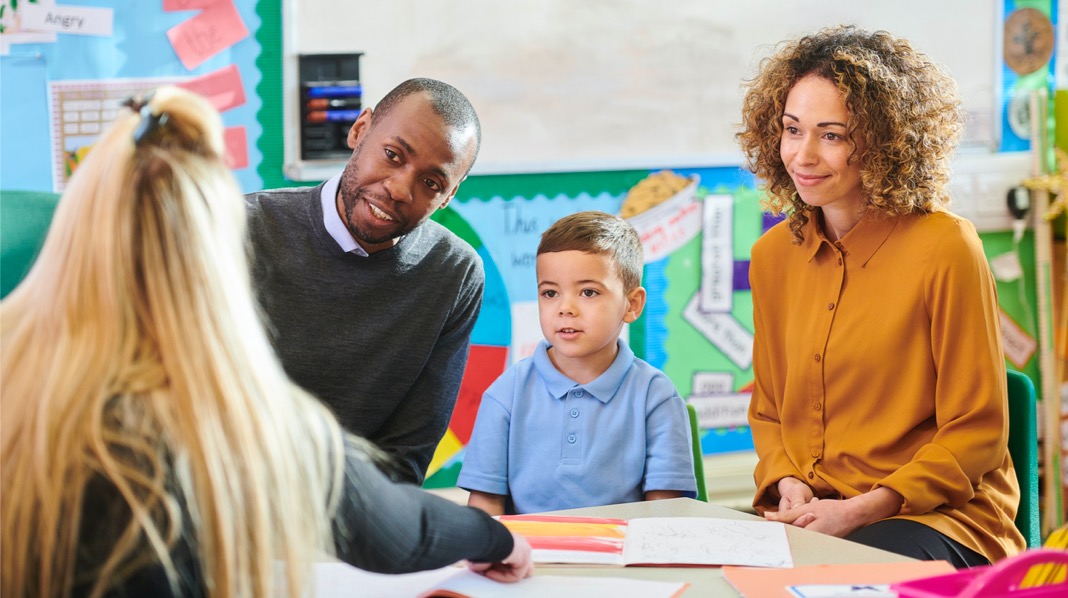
[
  {"x1": 574, "y1": 390, "x2": 584, "y2": 398},
  {"x1": 814, "y1": 403, "x2": 822, "y2": 411},
  {"x1": 570, "y1": 408, "x2": 579, "y2": 418},
  {"x1": 567, "y1": 434, "x2": 577, "y2": 444},
  {"x1": 837, "y1": 257, "x2": 842, "y2": 265},
  {"x1": 813, "y1": 353, "x2": 821, "y2": 362},
  {"x1": 827, "y1": 302, "x2": 835, "y2": 310},
  {"x1": 808, "y1": 472, "x2": 815, "y2": 479},
  {"x1": 811, "y1": 450, "x2": 820, "y2": 458}
]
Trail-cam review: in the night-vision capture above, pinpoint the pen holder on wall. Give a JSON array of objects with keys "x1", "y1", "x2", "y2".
[{"x1": 298, "y1": 53, "x2": 364, "y2": 161}]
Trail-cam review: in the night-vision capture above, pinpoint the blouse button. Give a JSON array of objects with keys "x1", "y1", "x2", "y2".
[
  {"x1": 827, "y1": 302, "x2": 835, "y2": 310},
  {"x1": 813, "y1": 353, "x2": 821, "y2": 362},
  {"x1": 837, "y1": 257, "x2": 843, "y2": 265},
  {"x1": 811, "y1": 450, "x2": 820, "y2": 458},
  {"x1": 567, "y1": 434, "x2": 577, "y2": 444},
  {"x1": 570, "y1": 408, "x2": 579, "y2": 418},
  {"x1": 814, "y1": 403, "x2": 822, "y2": 411},
  {"x1": 808, "y1": 472, "x2": 815, "y2": 479}
]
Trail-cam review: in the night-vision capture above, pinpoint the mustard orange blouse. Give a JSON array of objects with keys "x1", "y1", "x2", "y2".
[{"x1": 748, "y1": 210, "x2": 1025, "y2": 562}]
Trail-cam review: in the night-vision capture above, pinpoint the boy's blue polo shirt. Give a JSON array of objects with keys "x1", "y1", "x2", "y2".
[{"x1": 458, "y1": 338, "x2": 697, "y2": 514}]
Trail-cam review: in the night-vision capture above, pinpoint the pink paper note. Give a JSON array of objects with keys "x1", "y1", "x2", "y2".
[
  {"x1": 163, "y1": 0, "x2": 226, "y2": 12},
  {"x1": 167, "y1": 1, "x2": 249, "y2": 71},
  {"x1": 177, "y1": 64, "x2": 245, "y2": 112},
  {"x1": 223, "y1": 126, "x2": 249, "y2": 170}
]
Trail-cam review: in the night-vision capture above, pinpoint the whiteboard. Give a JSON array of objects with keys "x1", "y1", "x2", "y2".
[{"x1": 284, "y1": 0, "x2": 998, "y2": 178}]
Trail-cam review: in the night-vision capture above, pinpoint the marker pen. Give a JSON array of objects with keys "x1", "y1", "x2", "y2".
[
  {"x1": 305, "y1": 85, "x2": 363, "y2": 99},
  {"x1": 306, "y1": 109, "x2": 361, "y2": 123},
  {"x1": 306, "y1": 98, "x2": 362, "y2": 110}
]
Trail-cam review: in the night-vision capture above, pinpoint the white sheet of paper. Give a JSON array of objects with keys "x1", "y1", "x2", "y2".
[
  {"x1": 300, "y1": 561, "x2": 687, "y2": 598},
  {"x1": 788, "y1": 584, "x2": 894, "y2": 598},
  {"x1": 430, "y1": 572, "x2": 687, "y2": 598},
  {"x1": 623, "y1": 517, "x2": 793, "y2": 568},
  {"x1": 305, "y1": 562, "x2": 460, "y2": 598},
  {"x1": 19, "y1": 3, "x2": 113, "y2": 36}
]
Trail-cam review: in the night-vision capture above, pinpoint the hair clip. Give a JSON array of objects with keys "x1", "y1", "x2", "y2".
[{"x1": 121, "y1": 90, "x2": 169, "y2": 146}]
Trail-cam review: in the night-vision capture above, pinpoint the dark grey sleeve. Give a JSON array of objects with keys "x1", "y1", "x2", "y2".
[
  {"x1": 370, "y1": 258, "x2": 485, "y2": 485},
  {"x1": 332, "y1": 438, "x2": 513, "y2": 573}
]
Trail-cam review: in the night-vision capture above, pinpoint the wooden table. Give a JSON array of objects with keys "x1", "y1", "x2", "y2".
[{"x1": 535, "y1": 498, "x2": 914, "y2": 595}]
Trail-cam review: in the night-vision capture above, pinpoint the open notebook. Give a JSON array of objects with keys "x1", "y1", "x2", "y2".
[{"x1": 497, "y1": 515, "x2": 793, "y2": 568}]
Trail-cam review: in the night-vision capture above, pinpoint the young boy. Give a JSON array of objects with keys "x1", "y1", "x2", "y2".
[{"x1": 458, "y1": 211, "x2": 696, "y2": 515}]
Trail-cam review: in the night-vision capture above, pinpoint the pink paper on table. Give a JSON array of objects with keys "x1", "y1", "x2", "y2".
[
  {"x1": 223, "y1": 126, "x2": 248, "y2": 170},
  {"x1": 163, "y1": 0, "x2": 225, "y2": 11},
  {"x1": 167, "y1": 1, "x2": 249, "y2": 71},
  {"x1": 177, "y1": 64, "x2": 245, "y2": 112}
]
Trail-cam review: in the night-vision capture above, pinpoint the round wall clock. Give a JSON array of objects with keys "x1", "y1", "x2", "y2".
[{"x1": 1004, "y1": 7, "x2": 1055, "y2": 76}]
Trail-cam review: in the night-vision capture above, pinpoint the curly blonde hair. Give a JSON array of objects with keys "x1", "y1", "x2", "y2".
[{"x1": 737, "y1": 25, "x2": 965, "y2": 243}]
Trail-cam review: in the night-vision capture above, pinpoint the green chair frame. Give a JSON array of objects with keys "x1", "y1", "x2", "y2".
[
  {"x1": 686, "y1": 403, "x2": 707, "y2": 502},
  {"x1": 1, "y1": 190, "x2": 61, "y2": 299},
  {"x1": 1007, "y1": 369, "x2": 1040, "y2": 548}
]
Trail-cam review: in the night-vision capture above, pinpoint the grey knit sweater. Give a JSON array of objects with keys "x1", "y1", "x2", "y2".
[{"x1": 245, "y1": 183, "x2": 485, "y2": 484}]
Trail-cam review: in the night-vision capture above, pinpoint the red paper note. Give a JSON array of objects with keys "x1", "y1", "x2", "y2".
[
  {"x1": 167, "y1": 1, "x2": 249, "y2": 71},
  {"x1": 177, "y1": 64, "x2": 245, "y2": 112},
  {"x1": 223, "y1": 126, "x2": 248, "y2": 170},
  {"x1": 163, "y1": 0, "x2": 226, "y2": 12}
]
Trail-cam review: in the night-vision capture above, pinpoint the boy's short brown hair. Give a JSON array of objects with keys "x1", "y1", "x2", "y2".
[{"x1": 537, "y1": 211, "x2": 644, "y2": 291}]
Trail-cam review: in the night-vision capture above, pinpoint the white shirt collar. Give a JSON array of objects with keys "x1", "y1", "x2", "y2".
[{"x1": 320, "y1": 173, "x2": 368, "y2": 257}]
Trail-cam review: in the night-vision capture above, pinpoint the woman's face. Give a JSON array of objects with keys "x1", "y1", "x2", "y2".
[{"x1": 779, "y1": 75, "x2": 865, "y2": 213}]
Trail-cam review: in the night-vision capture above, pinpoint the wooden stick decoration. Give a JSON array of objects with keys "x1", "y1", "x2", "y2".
[{"x1": 1028, "y1": 87, "x2": 1065, "y2": 533}]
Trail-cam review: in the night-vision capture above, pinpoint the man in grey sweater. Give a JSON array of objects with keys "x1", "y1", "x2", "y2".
[{"x1": 245, "y1": 78, "x2": 485, "y2": 485}]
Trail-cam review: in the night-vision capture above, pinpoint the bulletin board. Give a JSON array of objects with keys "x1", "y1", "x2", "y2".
[
  {"x1": 0, "y1": 0, "x2": 274, "y2": 193},
  {"x1": 285, "y1": 0, "x2": 1000, "y2": 177}
]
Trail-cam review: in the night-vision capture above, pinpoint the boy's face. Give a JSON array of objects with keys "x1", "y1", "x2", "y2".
[{"x1": 536, "y1": 250, "x2": 646, "y2": 376}]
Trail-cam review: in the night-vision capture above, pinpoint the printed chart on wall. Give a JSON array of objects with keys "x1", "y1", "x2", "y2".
[
  {"x1": 48, "y1": 66, "x2": 251, "y2": 192},
  {"x1": 48, "y1": 78, "x2": 180, "y2": 191}
]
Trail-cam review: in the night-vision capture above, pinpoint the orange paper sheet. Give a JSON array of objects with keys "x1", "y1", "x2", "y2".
[{"x1": 722, "y1": 560, "x2": 955, "y2": 598}]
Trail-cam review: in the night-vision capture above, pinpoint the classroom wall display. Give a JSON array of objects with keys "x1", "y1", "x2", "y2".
[
  {"x1": 0, "y1": 0, "x2": 265, "y2": 193},
  {"x1": 284, "y1": 0, "x2": 1000, "y2": 179}
]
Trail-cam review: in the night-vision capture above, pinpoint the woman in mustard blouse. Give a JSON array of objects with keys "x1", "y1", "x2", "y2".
[{"x1": 737, "y1": 25, "x2": 1025, "y2": 567}]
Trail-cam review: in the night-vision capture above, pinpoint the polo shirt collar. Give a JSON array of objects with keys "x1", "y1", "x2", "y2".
[
  {"x1": 532, "y1": 338, "x2": 635, "y2": 404},
  {"x1": 801, "y1": 210, "x2": 898, "y2": 267}
]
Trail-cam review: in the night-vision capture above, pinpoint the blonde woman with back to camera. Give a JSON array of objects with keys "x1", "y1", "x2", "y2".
[{"x1": 0, "y1": 86, "x2": 532, "y2": 598}]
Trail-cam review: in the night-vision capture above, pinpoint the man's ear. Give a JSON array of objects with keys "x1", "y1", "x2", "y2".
[
  {"x1": 347, "y1": 108, "x2": 373, "y2": 149},
  {"x1": 623, "y1": 286, "x2": 647, "y2": 323}
]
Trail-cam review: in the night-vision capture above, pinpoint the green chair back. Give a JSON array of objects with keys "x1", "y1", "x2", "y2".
[
  {"x1": 1, "y1": 190, "x2": 61, "y2": 299},
  {"x1": 686, "y1": 403, "x2": 707, "y2": 502},
  {"x1": 1006, "y1": 369, "x2": 1040, "y2": 548}
]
